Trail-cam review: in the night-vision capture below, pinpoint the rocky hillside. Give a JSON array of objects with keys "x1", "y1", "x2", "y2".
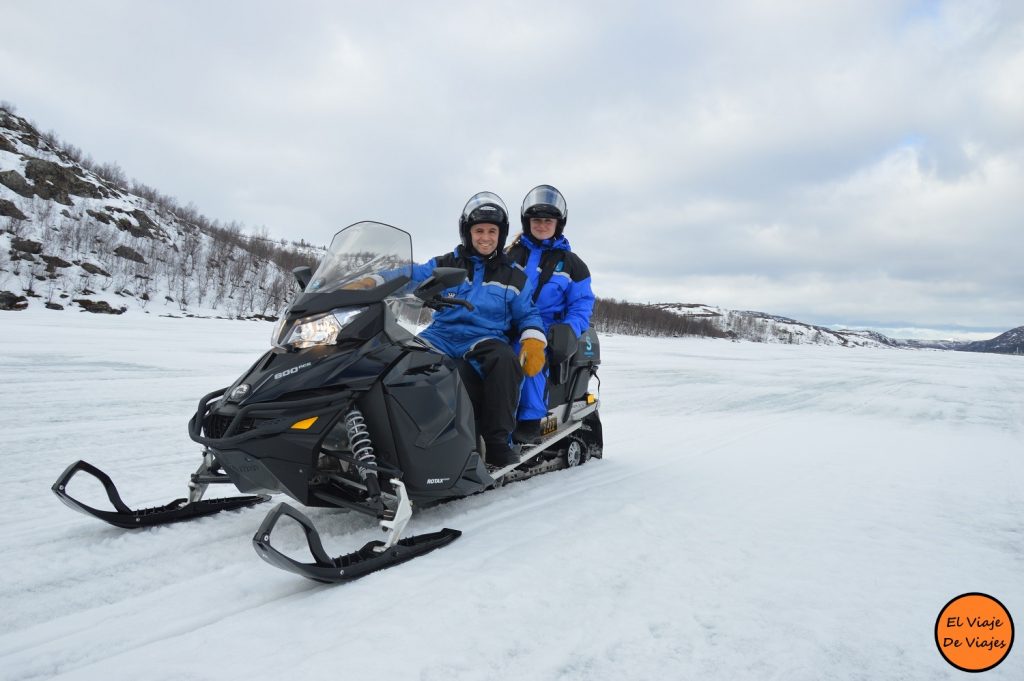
[{"x1": 0, "y1": 105, "x2": 318, "y2": 317}]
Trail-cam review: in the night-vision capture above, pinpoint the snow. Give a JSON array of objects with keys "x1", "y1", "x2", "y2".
[{"x1": 1, "y1": 308, "x2": 1022, "y2": 680}]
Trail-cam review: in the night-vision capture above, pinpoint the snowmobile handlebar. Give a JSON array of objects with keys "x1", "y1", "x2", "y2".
[{"x1": 424, "y1": 295, "x2": 474, "y2": 312}]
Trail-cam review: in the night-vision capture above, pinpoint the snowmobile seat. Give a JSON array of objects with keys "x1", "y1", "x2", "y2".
[
  {"x1": 547, "y1": 325, "x2": 600, "y2": 407},
  {"x1": 546, "y1": 323, "x2": 579, "y2": 384}
]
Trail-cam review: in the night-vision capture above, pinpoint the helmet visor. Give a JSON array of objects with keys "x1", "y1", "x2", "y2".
[
  {"x1": 521, "y1": 185, "x2": 567, "y2": 220},
  {"x1": 462, "y1": 191, "x2": 508, "y2": 227}
]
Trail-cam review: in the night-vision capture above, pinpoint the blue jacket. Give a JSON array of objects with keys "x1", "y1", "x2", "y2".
[
  {"x1": 506, "y1": 234, "x2": 594, "y2": 336},
  {"x1": 401, "y1": 246, "x2": 545, "y2": 358}
]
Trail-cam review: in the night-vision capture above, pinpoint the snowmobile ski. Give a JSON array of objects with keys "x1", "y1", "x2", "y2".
[
  {"x1": 51, "y1": 459, "x2": 269, "y2": 529},
  {"x1": 253, "y1": 479, "x2": 460, "y2": 583}
]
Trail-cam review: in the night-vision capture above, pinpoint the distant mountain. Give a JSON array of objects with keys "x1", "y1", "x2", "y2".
[
  {"x1": 650, "y1": 303, "x2": 1020, "y2": 355},
  {"x1": 959, "y1": 326, "x2": 1024, "y2": 355},
  {"x1": 0, "y1": 104, "x2": 319, "y2": 317},
  {"x1": 651, "y1": 303, "x2": 901, "y2": 348},
  {"x1": 893, "y1": 338, "x2": 969, "y2": 351}
]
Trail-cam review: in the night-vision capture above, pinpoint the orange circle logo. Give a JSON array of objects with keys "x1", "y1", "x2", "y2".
[{"x1": 935, "y1": 593, "x2": 1014, "y2": 672}]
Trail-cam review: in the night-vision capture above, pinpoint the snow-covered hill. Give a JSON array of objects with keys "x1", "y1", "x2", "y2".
[
  {"x1": 651, "y1": 302, "x2": 1022, "y2": 354},
  {"x1": 961, "y1": 325, "x2": 1024, "y2": 355},
  {"x1": 651, "y1": 302, "x2": 901, "y2": 347},
  {"x1": 0, "y1": 106, "x2": 319, "y2": 318},
  {"x1": 1, "y1": 310, "x2": 1022, "y2": 680}
]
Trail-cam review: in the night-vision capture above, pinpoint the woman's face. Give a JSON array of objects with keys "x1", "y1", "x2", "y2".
[
  {"x1": 470, "y1": 223, "x2": 500, "y2": 256},
  {"x1": 529, "y1": 217, "x2": 558, "y2": 240}
]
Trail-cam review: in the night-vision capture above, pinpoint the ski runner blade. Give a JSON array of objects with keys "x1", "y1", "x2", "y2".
[
  {"x1": 252, "y1": 501, "x2": 461, "y2": 583},
  {"x1": 51, "y1": 460, "x2": 269, "y2": 529}
]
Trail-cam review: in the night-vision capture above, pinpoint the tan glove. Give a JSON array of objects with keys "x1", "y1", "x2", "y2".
[
  {"x1": 519, "y1": 338, "x2": 546, "y2": 377},
  {"x1": 341, "y1": 277, "x2": 376, "y2": 290}
]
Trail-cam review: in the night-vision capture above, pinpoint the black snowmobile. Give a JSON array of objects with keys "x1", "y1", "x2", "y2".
[{"x1": 52, "y1": 221, "x2": 602, "y2": 582}]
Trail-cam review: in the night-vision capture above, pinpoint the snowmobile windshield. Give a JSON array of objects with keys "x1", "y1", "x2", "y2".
[
  {"x1": 307, "y1": 222, "x2": 414, "y2": 294},
  {"x1": 293, "y1": 221, "x2": 428, "y2": 336}
]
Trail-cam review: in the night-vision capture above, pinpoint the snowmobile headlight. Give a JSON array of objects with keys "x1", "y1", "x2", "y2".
[
  {"x1": 287, "y1": 315, "x2": 342, "y2": 349},
  {"x1": 278, "y1": 307, "x2": 368, "y2": 349}
]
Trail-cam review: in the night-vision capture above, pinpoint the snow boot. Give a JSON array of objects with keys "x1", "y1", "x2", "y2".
[
  {"x1": 487, "y1": 440, "x2": 520, "y2": 467},
  {"x1": 512, "y1": 419, "x2": 542, "y2": 444}
]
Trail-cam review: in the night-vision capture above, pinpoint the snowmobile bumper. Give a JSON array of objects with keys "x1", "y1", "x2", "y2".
[
  {"x1": 188, "y1": 386, "x2": 355, "y2": 449},
  {"x1": 51, "y1": 460, "x2": 269, "y2": 529},
  {"x1": 188, "y1": 387, "x2": 357, "y2": 503}
]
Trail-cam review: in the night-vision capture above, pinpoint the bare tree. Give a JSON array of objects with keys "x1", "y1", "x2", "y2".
[
  {"x1": 0, "y1": 249, "x2": 13, "y2": 289},
  {"x1": 5, "y1": 215, "x2": 28, "y2": 238},
  {"x1": 93, "y1": 161, "x2": 128, "y2": 189}
]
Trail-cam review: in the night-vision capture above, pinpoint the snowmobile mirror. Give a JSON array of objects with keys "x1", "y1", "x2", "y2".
[
  {"x1": 413, "y1": 267, "x2": 467, "y2": 301},
  {"x1": 292, "y1": 266, "x2": 313, "y2": 290}
]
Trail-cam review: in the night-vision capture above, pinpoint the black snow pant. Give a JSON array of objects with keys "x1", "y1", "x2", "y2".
[{"x1": 457, "y1": 339, "x2": 523, "y2": 451}]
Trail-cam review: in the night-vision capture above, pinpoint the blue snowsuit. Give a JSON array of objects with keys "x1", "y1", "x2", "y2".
[
  {"x1": 403, "y1": 246, "x2": 544, "y2": 358},
  {"x1": 506, "y1": 234, "x2": 595, "y2": 420}
]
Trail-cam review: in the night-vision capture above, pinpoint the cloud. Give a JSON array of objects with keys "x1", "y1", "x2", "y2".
[{"x1": 2, "y1": 0, "x2": 1022, "y2": 330}]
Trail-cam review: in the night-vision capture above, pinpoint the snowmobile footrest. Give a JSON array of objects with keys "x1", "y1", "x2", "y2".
[
  {"x1": 51, "y1": 460, "x2": 269, "y2": 529},
  {"x1": 252, "y1": 502, "x2": 461, "y2": 583}
]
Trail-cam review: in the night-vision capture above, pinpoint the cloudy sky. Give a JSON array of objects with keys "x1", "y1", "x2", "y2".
[{"x1": 3, "y1": 0, "x2": 1022, "y2": 337}]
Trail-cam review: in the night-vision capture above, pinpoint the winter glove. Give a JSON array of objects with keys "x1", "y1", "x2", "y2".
[
  {"x1": 519, "y1": 338, "x2": 546, "y2": 377},
  {"x1": 341, "y1": 277, "x2": 377, "y2": 290}
]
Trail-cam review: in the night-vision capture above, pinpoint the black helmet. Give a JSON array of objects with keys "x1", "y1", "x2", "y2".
[
  {"x1": 520, "y1": 184, "x2": 568, "y2": 237},
  {"x1": 459, "y1": 191, "x2": 510, "y2": 255}
]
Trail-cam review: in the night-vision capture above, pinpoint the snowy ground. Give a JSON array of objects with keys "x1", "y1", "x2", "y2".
[{"x1": 1, "y1": 309, "x2": 1021, "y2": 681}]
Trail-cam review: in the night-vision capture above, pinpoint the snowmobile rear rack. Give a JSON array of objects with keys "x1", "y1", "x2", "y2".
[
  {"x1": 51, "y1": 459, "x2": 269, "y2": 529},
  {"x1": 253, "y1": 480, "x2": 461, "y2": 583}
]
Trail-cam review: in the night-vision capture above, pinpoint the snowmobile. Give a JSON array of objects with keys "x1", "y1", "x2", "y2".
[{"x1": 52, "y1": 221, "x2": 602, "y2": 583}]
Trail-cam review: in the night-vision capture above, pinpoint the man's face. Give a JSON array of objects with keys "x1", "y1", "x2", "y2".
[{"x1": 470, "y1": 223, "x2": 500, "y2": 256}]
